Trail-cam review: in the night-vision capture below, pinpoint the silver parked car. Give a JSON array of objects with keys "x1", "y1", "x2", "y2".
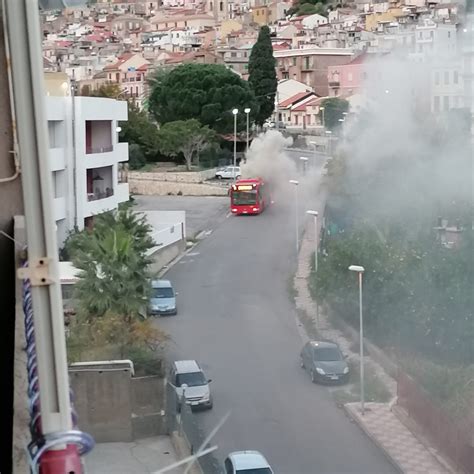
[
  {"x1": 215, "y1": 166, "x2": 241, "y2": 180},
  {"x1": 300, "y1": 340, "x2": 350, "y2": 384},
  {"x1": 149, "y1": 280, "x2": 177, "y2": 316},
  {"x1": 170, "y1": 360, "x2": 213, "y2": 410}
]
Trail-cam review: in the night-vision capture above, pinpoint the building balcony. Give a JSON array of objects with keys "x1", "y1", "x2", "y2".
[
  {"x1": 86, "y1": 144, "x2": 113, "y2": 154},
  {"x1": 85, "y1": 195, "x2": 118, "y2": 218},
  {"x1": 49, "y1": 147, "x2": 66, "y2": 172},
  {"x1": 85, "y1": 142, "x2": 128, "y2": 169},
  {"x1": 329, "y1": 80, "x2": 340, "y2": 87},
  {"x1": 53, "y1": 196, "x2": 67, "y2": 221}
]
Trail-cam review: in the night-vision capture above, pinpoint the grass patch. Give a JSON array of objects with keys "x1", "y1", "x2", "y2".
[{"x1": 332, "y1": 362, "x2": 392, "y2": 405}]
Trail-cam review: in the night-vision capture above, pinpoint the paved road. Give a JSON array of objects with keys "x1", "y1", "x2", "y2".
[
  {"x1": 157, "y1": 167, "x2": 397, "y2": 474},
  {"x1": 134, "y1": 195, "x2": 228, "y2": 239}
]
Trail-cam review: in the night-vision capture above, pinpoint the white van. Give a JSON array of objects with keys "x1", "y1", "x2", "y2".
[{"x1": 170, "y1": 360, "x2": 213, "y2": 410}]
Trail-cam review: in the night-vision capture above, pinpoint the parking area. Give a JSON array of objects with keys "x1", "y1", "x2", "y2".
[{"x1": 134, "y1": 195, "x2": 229, "y2": 239}]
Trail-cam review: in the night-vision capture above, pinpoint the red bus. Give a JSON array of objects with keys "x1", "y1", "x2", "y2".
[{"x1": 230, "y1": 178, "x2": 270, "y2": 215}]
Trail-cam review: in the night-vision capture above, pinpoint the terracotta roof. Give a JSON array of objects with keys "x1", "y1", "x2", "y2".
[
  {"x1": 292, "y1": 96, "x2": 322, "y2": 111},
  {"x1": 103, "y1": 53, "x2": 135, "y2": 70},
  {"x1": 85, "y1": 34, "x2": 104, "y2": 42},
  {"x1": 279, "y1": 91, "x2": 313, "y2": 107}
]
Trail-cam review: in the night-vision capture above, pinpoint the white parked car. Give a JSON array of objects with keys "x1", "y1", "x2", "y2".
[
  {"x1": 224, "y1": 451, "x2": 274, "y2": 474},
  {"x1": 215, "y1": 166, "x2": 241, "y2": 180}
]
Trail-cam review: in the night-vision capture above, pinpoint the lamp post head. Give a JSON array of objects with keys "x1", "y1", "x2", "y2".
[
  {"x1": 306, "y1": 210, "x2": 318, "y2": 216},
  {"x1": 289, "y1": 179, "x2": 299, "y2": 185},
  {"x1": 325, "y1": 130, "x2": 332, "y2": 134},
  {"x1": 319, "y1": 107, "x2": 324, "y2": 111},
  {"x1": 349, "y1": 265, "x2": 365, "y2": 273},
  {"x1": 338, "y1": 118, "x2": 345, "y2": 122},
  {"x1": 232, "y1": 108, "x2": 239, "y2": 115},
  {"x1": 244, "y1": 108, "x2": 251, "y2": 114},
  {"x1": 299, "y1": 156, "x2": 308, "y2": 161}
]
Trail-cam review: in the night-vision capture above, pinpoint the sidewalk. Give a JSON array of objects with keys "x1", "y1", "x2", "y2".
[
  {"x1": 345, "y1": 403, "x2": 446, "y2": 474},
  {"x1": 294, "y1": 215, "x2": 452, "y2": 474},
  {"x1": 85, "y1": 436, "x2": 183, "y2": 474}
]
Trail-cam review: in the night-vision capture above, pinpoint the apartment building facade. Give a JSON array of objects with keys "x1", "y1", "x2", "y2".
[
  {"x1": 274, "y1": 47, "x2": 354, "y2": 96},
  {"x1": 46, "y1": 93, "x2": 129, "y2": 247}
]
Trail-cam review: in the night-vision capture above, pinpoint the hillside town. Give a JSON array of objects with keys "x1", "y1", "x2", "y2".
[
  {"x1": 42, "y1": 0, "x2": 472, "y2": 129},
  {"x1": 1, "y1": 0, "x2": 473, "y2": 473}
]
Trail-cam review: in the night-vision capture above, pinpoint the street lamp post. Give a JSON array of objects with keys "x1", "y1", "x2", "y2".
[
  {"x1": 244, "y1": 108, "x2": 251, "y2": 154},
  {"x1": 325, "y1": 130, "x2": 332, "y2": 156},
  {"x1": 306, "y1": 210, "x2": 318, "y2": 273},
  {"x1": 299, "y1": 156, "x2": 308, "y2": 175},
  {"x1": 289, "y1": 180, "x2": 299, "y2": 254},
  {"x1": 232, "y1": 108, "x2": 238, "y2": 181},
  {"x1": 309, "y1": 141, "x2": 318, "y2": 167},
  {"x1": 320, "y1": 106, "x2": 325, "y2": 128},
  {"x1": 349, "y1": 265, "x2": 365, "y2": 415}
]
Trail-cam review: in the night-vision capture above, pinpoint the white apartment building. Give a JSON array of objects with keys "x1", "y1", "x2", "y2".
[{"x1": 46, "y1": 93, "x2": 129, "y2": 247}]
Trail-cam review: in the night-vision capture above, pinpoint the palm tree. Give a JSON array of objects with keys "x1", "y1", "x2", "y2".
[{"x1": 67, "y1": 208, "x2": 155, "y2": 321}]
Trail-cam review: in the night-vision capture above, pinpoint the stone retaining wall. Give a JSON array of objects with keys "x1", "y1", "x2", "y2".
[
  {"x1": 129, "y1": 168, "x2": 217, "y2": 184},
  {"x1": 130, "y1": 179, "x2": 228, "y2": 196}
]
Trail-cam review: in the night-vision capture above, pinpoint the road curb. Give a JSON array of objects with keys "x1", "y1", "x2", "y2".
[
  {"x1": 343, "y1": 404, "x2": 404, "y2": 474},
  {"x1": 157, "y1": 242, "x2": 199, "y2": 278}
]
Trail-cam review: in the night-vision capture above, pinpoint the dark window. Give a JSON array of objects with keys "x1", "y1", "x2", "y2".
[{"x1": 176, "y1": 372, "x2": 206, "y2": 387}]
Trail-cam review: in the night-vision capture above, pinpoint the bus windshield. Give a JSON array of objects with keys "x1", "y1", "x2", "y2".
[{"x1": 233, "y1": 190, "x2": 258, "y2": 205}]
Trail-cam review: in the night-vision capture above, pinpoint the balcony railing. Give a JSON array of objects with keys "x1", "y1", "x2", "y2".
[
  {"x1": 87, "y1": 188, "x2": 114, "y2": 202},
  {"x1": 86, "y1": 145, "x2": 113, "y2": 154}
]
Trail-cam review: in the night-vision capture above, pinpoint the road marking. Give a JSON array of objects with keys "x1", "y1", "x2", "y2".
[
  {"x1": 226, "y1": 211, "x2": 232, "y2": 218},
  {"x1": 187, "y1": 252, "x2": 200, "y2": 257}
]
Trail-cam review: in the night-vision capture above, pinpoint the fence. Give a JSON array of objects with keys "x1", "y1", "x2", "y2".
[
  {"x1": 166, "y1": 382, "x2": 222, "y2": 474},
  {"x1": 147, "y1": 223, "x2": 185, "y2": 256},
  {"x1": 397, "y1": 370, "x2": 473, "y2": 473}
]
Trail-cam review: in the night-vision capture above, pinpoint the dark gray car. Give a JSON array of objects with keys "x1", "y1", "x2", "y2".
[{"x1": 300, "y1": 341, "x2": 349, "y2": 384}]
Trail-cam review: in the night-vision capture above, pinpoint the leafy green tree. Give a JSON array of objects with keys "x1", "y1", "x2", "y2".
[
  {"x1": 297, "y1": 2, "x2": 328, "y2": 15},
  {"x1": 119, "y1": 101, "x2": 161, "y2": 163},
  {"x1": 128, "y1": 143, "x2": 146, "y2": 170},
  {"x1": 248, "y1": 26, "x2": 277, "y2": 126},
  {"x1": 148, "y1": 64, "x2": 257, "y2": 133},
  {"x1": 81, "y1": 82, "x2": 122, "y2": 99},
  {"x1": 157, "y1": 119, "x2": 217, "y2": 170},
  {"x1": 321, "y1": 97, "x2": 349, "y2": 130},
  {"x1": 65, "y1": 208, "x2": 155, "y2": 321}
]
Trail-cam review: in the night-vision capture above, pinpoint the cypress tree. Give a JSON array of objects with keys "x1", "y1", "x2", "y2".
[{"x1": 248, "y1": 26, "x2": 277, "y2": 126}]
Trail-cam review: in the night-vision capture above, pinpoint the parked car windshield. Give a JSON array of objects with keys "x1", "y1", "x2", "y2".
[
  {"x1": 152, "y1": 287, "x2": 174, "y2": 298},
  {"x1": 176, "y1": 372, "x2": 207, "y2": 387},
  {"x1": 314, "y1": 347, "x2": 343, "y2": 361}
]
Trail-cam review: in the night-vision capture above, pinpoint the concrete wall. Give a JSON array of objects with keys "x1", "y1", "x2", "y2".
[
  {"x1": 129, "y1": 168, "x2": 217, "y2": 184},
  {"x1": 69, "y1": 368, "x2": 167, "y2": 442},
  {"x1": 131, "y1": 376, "x2": 166, "y2": 438},
  {"x1": 130, "y1": 180, "x2": 228, "y2": 196},
  {"x1": 70, "y1": 368, "x2": 134, "y2": 442},
  {"x1": 150, "y1": 239, "x2": 186, "y2": 274},
  {"x1": 1, "y1": 11, "x2": 26, "y2": 471}
]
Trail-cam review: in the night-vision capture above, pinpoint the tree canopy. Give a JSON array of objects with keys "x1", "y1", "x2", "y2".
[
  {"x1": 65, "y1": 208, "x2": 155, "y2": 321},
  {"x1": 148, "y1": 63, "x2": 258, "y2": 133},
  {"x1": 321, "y1": 97, "x2": 349, "y2": 130},
  {"x1": 248, "y1": 26, "x2": 277, "y2": 126},
  {"x1": 157, "y1": 119, "x2": 216, "y2": 170},
  {"x1": 119, "y1": 101, "x2": 161, "y2": 167}
]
